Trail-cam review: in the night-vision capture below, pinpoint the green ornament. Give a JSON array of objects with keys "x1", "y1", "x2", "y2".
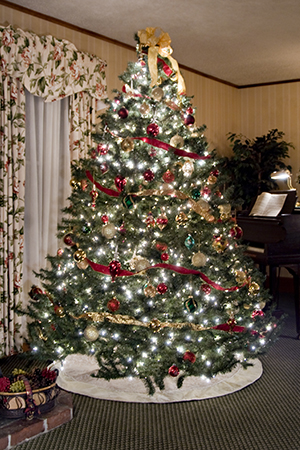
[
  {"x1": 184, "y1": 297, "x2": 198, "y2": 313},
  {"x1": 123, "y1": 194, "x2": 135, "y2": 209},
  {"x1": 82, "y1": 223, "x2": 91, "y2": 234},
  {"x1": 191, "y1": 188, "x2": 201, "y2": 200},
  {"x1": 185, "y1": 234, "x2": 195, "y2": 250}
]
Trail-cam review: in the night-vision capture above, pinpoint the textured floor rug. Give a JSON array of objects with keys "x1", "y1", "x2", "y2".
[{"x1": 54, "y1": 354, "x2": 262, "y2": 403}]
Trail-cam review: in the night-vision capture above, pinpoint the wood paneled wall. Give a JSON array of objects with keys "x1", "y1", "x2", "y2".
[{"x1": 1, "y1": 2, "x2": 300, "y2": 189}]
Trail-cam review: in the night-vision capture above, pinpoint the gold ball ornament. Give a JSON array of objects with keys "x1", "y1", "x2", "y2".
[
  {"x1": 101, "y1": 223, "x2": 116, "y2": 239},
  {"x1": 176, "y1": 212, "x2": 188, "y2": 226},
  {"x1": 70, "y1": 178, "x2": 80, "y2": 190},
  {"x1": 212, "y1": 236, "x2": 229, "y2": 253},
  {"x1": 243, "y1": 303, "x2": 251, "y2": 310},
  {"x1": 54, "y1": 305, "x2": 65, "y2": 317},
  {"x1": 73, "y1": 249, "x2": 87, "y2": 263},
  {"x1": 121, "y1": 137, "x2": 134, "y2": 152},
  {"x1": 248, "y1": 281, "x2": 260, "y2": 295},
  {"x1": 259, "y1": 301, "x2": 266, "y2": 309},
  {"x1": 77, "y1": 259, "x2": 89, "y2": 270},
  {"x1": 140, "y1": 102, "x2": 150, "y2": 115},
  {"x1": 191, "y1": 252, "x2": 207, "y2": 267},
  {"x1": 144, "y1": 284, "x2": 156, "y2": 298},
  {"x1": 152, "y1": 87, "x2": 164, "y2": 101},
  {"x1": 84, "y1": 325, "x2": 99, "y2": 342},
  {"x1": 170, "y1": 134, "x2": 184, "y2": 148},
  {"x1": 235, "y1": 270, "x2": 247, "y2": 285}
]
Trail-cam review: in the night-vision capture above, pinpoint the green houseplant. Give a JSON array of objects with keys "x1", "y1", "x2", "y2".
[{"x1": 217, "y1": 129, "x2": 293, "y2": 209}]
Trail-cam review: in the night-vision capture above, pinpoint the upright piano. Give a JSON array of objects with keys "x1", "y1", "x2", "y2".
[{"x1": 236, "y1": 190, "x2": 300, "y2": 337}]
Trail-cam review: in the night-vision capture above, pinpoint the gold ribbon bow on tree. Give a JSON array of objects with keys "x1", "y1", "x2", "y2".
[{"x1": 137, "y1": 27, "x2": 186, "y2": 94}]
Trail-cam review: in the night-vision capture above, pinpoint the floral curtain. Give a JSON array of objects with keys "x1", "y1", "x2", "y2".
[{"x1": 0, "y1": 24, "x2": 107, "y2": 356}]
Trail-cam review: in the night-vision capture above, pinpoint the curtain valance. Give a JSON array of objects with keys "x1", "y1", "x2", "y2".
[{"x1": 0, "y1": 24, "x2": 107, "y2": 102}]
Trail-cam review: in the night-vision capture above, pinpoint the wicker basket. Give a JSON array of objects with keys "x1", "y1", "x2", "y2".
[{"x1": 0, "y1": 381, "x2": 59, "y2": 419}]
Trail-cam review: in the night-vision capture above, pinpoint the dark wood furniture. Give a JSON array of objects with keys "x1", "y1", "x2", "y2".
[{"x1": 237, "y1": 190, "x2": 300, "y2": 338}]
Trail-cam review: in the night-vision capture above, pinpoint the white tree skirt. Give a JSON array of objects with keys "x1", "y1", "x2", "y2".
[{"x1": 53, "y1": 354, "x2": 262, "y2": 403}]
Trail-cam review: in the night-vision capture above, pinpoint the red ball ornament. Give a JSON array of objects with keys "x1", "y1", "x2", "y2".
[
  {"x1": 57, "y1": 248, "x2": 64, "y2": 257},
  {"x1": 183, "y1": 351, "x2": 196, "y2": 363},
  {"x1": 107, "y1": 297, "x2": 120, "y2": 312},
  {"x1": 101, "y1": 215, "x2": 109, "y2": 224},
  {"x1": 115, "y1": 175, "x2": 127, "y2": 192},
  {"x1": 63, "y1": 233, "x2": 75, "y2": 246},
  {"x1": 186, "y1": 107, "x2": 193, "y2": 114},
  {"x1": 162, "y1": 170, "x2": 175, "y2": 183},
  {"x1": 143, "y1": 169, "x2": 155, "y2": 182},
  {"x1": 168, "y1": 364, "x2": 180, "y2": 377},
  {"x1": 147, "y1": 123, "x2": 160, "y2": 136},
  {"x1": 157, "y1": 283, "x2": 168, "y2": 294},
  {"x1": 109, "y1": 260, "x2": 121, "y2": 282},
  {"x1": 29, "y1": 286, "x2": 43, "y2": 300},
  {"x1": 161, "y1": 252, "x2": 169, "y2": 261},
  {"x1": 156, "y1": 242, "x2": 168, "y2": 252},
  {"x1": 118, "y1": 107, "x2": 128, "y2": 119},
  {"x1": 201, "y1": 284, "x2": 211, "y2": 295},
  {"x1": 230, "y1": 225, "x2": 243, "y2": 240},
  {"x1": 97, "y1": 143, "x2": 108, "y2": 155},
  {"x1": 184, "y1": 114, "x2": 195, "y2": 126}
]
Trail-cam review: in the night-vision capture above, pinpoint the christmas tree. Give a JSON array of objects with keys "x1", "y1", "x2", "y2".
[{"x1": 24, "y1": 28, "x2": 281, "y2": 395}]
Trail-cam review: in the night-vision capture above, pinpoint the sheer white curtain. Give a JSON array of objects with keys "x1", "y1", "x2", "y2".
[{"x1": 22, "y1": 90, "x2": 71, "y2": 309}]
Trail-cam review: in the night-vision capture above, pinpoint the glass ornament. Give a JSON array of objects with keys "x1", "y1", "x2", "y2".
[
  {"x1": 152, "y1": 87, "x2": 164, "y2": 101},
  {"x1": 101, "y1": 223, "x2": 116, "y2": 239},
  {"x1": 84, "y1": 325, "x2": 99, "y2": 342},
  {"x1": 185, "y1": 235, "x2": 195, "y2": 250},
  {"x1": 170, "y1": 134, "x2": 184, "y2": 148},
  {"x1": 121, "y1": 137, "x2": 134, "y2": 152}
]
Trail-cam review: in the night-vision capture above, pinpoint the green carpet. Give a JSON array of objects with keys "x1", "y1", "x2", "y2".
[{"x1": 2, "y1": 294, "x2": 299, "y2": 450}]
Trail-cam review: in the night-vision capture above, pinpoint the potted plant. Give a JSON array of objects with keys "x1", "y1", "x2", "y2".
[{"x1": 216, "y1": 129, "x2": 293, "y2": 210}]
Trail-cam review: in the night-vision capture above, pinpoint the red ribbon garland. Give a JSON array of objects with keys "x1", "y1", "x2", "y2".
[
  {"x1": 86, "y1": 259, "x2": 243, "y2": 292},
  {"x1": 133, "y1": 137, "x2": 210, "y2": 160},
  {"x1": 86, "y1": 170, "x2": 120, "y2": 197}
]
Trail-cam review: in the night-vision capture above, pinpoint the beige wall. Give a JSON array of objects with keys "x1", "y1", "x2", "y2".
[
  {"x1": 240, "y1": 84, "x2": 300, "y2": 189},
  {"x1": 1, "y1": 2, "x2": 300, "y2": 188}
]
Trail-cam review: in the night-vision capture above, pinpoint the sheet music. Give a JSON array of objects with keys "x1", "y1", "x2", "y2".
[{"x1": 249, "y1": 192, "x2": 287, "y2": 217}]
